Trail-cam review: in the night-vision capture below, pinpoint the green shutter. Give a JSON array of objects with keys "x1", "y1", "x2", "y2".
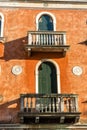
[
  {"x1": 38, "y1": 62, "x2": 57, "y2": 94},
  {"x1": 38, "y1": 15, "x2": 53, "y2": 31}
]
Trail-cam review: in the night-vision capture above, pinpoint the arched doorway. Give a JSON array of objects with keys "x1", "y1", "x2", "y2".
[
  {"x1": 38, "y1": 61, "x2": 57, "y2": 94},
  {"x1": 38, "y1": 14, "x2": 54, "y2": 45},
  {"x1": 35, "y1": 59, "x2": 61, "y2": 94}
]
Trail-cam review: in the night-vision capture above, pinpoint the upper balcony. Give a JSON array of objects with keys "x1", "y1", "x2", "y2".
[
  {"x1": 25, "y1": 31, "x2": 70, "y2": 57},
  {"x1": 18, "y1": 93, "x2": 81, "y2": 124}
]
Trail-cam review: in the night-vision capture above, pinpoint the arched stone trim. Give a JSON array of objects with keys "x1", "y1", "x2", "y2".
[
  {"x1": 36, "y1": 12, "x2": 56, "y2": 31},
  {"x1": 0, "y1": 13, "x2": 4, "y2": 37},
  {"x1": 35, "y1": 59, "x2": 61, "y2": 94}
]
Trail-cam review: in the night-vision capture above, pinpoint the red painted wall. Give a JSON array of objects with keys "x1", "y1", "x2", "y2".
[{"x1": 0, "y1": 8, "x2": 87, "y2": 123}]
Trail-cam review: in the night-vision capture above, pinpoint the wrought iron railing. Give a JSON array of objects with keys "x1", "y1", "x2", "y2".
[
  {"x1": 28, "y1": 31, "x2": 66, "y2": 46},
  {"x1": 20, "y1": 94, "x2": 78, "y2": 113}
]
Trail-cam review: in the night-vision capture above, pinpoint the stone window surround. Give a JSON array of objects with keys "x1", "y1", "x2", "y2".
[
  {"x1": 0, "y1": 13, "x2": 4, "y2": 37},
  {"x1": 35, "y1": 59, "x2": 61, "y2": 94},
  {"x1": 36, "y1": 11, "x2": 56, "y2": 31}
]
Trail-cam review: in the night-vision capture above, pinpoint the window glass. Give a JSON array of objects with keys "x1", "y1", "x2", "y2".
[{"x1": 38, "y1": 14, "x2": 53, "y2": 31}]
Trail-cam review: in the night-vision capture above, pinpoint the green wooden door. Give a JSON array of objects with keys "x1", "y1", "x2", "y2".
[{"x1": 38, "y1": 62, "x2": 57, "y2": 94}]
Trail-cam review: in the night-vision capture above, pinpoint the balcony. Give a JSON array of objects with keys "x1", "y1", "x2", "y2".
[
  {"x1": 25, "y1": 31, "x2": 70, "y2": 56},
  {"x1": 18, "y1": 94, "x2": 81, "y2": 124}
]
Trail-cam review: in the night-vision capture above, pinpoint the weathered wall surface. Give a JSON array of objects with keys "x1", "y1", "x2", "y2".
[{"x1": 0, "y1": 8, "x2": 87, "y2": 123}]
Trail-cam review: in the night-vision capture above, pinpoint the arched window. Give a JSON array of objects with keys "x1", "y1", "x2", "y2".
[
  {"x1": 36, "y1": 12, "x2": 56, "y2": 31},
  {"x1": 38, "y1": 14, "x2": 53, "y2": 31},
  {"x1": 0, "y1": 13, "x2": 4, "y2": 37}
]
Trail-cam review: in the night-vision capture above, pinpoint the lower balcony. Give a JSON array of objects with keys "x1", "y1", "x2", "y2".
[{"x1": 18, "y1": 94, "x2": 81, "y2": 124}]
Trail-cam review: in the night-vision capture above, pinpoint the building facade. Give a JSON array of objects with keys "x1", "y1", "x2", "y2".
[{"x1": 0, "y1": 0, "x2": 87, "y2": 129}]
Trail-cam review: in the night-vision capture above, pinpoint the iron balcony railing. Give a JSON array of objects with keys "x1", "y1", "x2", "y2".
[
  {"x1": 20, "y1": 94, "x2": 79, "y2": 113},
  {"x1": 28, "y1": 31, "x2": 66, "y2": 46}
]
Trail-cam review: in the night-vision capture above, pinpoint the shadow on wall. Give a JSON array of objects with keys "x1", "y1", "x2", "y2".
[
  {"x1": 0, "y1": 37, "x2": 87, "y2": 61},
  {"x1": 0, "y1": 36, "x2": 65, "y2": 61},
  {"x1": 78, "y1": 40, "x2": 87, "y2": 46},
  {"x1": 0, "y1": 98, "x2": 20, "y2": 123},
  {"x1": 0, "y1": 36, "x2": 28, "y2": 61},
  {"x1": 81, "y1": 100, "x2": 87, "y2": 116}
]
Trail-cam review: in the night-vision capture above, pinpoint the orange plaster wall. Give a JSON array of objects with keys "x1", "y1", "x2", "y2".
[{"x1": 0, "y1": 8, "x2": 86, "y2": 123}]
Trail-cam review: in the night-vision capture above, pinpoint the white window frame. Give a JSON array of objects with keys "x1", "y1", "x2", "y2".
[
  {"x1": 0, "y1": 13, "x2": 4, "y2": 37},
  {"x1": 36, "y1": 12, "x2": 56, "y2": 31}
]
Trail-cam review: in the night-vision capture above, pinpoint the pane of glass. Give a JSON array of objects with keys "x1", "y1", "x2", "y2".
[{"x1": 38, "y1": 15, "x2": 53, "y2": 31}]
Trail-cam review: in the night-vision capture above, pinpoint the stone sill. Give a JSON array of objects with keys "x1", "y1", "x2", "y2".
[{"x1": 0, "y1": 123, "x2": 87, "y2": 129}]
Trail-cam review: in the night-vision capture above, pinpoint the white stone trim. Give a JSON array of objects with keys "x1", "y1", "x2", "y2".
[
  {"x1": 0, "y1": 13, "x2": 4, "y2": 37},
  {"x1": 35, "y1": 59, "x2": 61, "y2": 94},
  {"x1": 36, "y1": 12, "x2": 56, "y2": 31},
  {"x1": 0, "y1": 2, "x2": 87, "y2": 9}
]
